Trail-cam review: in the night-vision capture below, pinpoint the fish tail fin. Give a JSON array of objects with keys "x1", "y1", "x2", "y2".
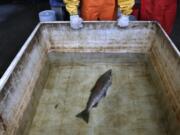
[{"x1": 76, "y1": 110, "x2": 89, "y2": 123}]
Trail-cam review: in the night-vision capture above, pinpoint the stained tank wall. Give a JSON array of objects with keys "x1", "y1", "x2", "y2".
[{"x1": 0, "y1": 22, "x2": 179, "y2": 135}]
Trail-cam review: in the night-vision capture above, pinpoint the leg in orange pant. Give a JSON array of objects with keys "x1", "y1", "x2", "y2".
[{"x1": 81, "y1": 0, "x2": 117, "y2": 20}]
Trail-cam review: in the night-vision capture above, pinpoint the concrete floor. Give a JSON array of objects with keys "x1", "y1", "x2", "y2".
[
  {"x1": 0, "y1": 3, "x2": 179, "y2": 78},
  {"x1": 0, "y1": 3, "x2": 49, "y2": 77}
]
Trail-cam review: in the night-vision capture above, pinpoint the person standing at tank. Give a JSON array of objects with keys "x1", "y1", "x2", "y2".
[{"x1": 63, "y1": 0, "x2": 135, "y2": 29}]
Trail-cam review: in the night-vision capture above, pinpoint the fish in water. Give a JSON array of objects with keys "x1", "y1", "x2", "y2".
[{"x1": 76, "y1": 69, "x2": 112, "y2": 123}]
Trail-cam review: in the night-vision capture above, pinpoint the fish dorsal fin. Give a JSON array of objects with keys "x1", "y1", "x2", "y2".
[{"x1": 91, "y1": 84, "x2": 97, "y2": 93}]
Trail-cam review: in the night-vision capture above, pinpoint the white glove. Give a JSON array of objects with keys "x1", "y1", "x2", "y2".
[
  {"x1": 117, "y1": 15, "x2": 129, "y2": 27},
  {"x1": 70, "y1": 15, "x2": 83, "y2": 30}
]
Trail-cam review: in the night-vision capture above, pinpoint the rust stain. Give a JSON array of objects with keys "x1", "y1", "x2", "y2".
[{"x1": 0, "y1": 115, "x2": 7, "y2": 131}]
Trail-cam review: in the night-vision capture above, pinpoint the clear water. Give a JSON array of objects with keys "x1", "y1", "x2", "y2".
[{"x1": 28, "y1": 53, "x2": 167, "y2": 135}]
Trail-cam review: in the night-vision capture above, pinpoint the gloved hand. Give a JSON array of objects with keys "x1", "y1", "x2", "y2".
[
  {"x1": 117, "y1": 15, "x2": 129, "y2": 27},
  {"x1": 70, "y1": 15, "x2": 83, "y2": 30}
]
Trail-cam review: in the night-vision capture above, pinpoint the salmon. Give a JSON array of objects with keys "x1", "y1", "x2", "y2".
[{"x1": 76, "y1": 69, "x2": 112, "y2": 123}]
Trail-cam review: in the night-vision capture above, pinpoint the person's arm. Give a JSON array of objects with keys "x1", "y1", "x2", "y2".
[
  {"x1": 118, "y1": 0, "x2": 135, "y2": 16},
  {"x1": 64, "y1": 0, "x2": 80, "y2": 15},
  {"x1": 63, "y1": 0, "x2": 83, "y2": 29},
  {"x1": 117, "y1": 0, "x2": 135, "y2": 27}
]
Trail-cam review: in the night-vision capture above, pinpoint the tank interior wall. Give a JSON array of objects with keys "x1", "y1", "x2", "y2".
[
  {"x1": 0, "y1": 28, "x2": 49, "y2": 135},
  {"x1": 0, "y1": 22, "x2": 179, "y2": 135},
  {"x1": 39, "y1": 22, "x2": 156, "y2": 53},
  {"x1": 16, "y1": 60, "x2": 50, "y2": 135},
  {"x1": 148, "y1": 23, "x2": 180, "y2": 135},
  {"x1": 37, "y1": 22, "x2": 180, "y2": 135}
]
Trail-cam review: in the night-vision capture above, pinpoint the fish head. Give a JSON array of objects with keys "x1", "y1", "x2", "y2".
[
  {"x1": 106, "y1": 69, "x2": 112, "y2": 76},
  {"x1": 105, "y1": 69, "x2": 112, "y2": 83}
]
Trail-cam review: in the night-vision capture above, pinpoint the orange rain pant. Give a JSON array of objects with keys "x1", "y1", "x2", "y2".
[{"x1": 80, "y1": 0, "x2": 117, "y2": 20}]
